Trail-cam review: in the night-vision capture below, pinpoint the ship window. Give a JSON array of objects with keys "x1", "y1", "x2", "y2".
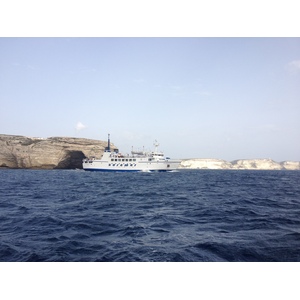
[
  {"x1": 129, "y1": 159, "x2": 132, "y2": 162},
  {"x1": 122, "y1": 159, "x2": 125, "y2": 162},
  {"x1": 118, "y1": 159, "x2": 121, "y2": 161},
  {"x1": 133, "y1": 159, "x2": 136, "y2": 161},
  {"x1": 148, "y1": 158, "x2": 152, "y2": 161},
  {"x1": 111, "y1": 159, "x2": 114, "y2": 161},
  {"x1": 125, "y1": 159, "x2": 128, "y2": 161}
]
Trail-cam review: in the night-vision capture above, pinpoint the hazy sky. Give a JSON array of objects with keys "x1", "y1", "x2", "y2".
[{"x1": 1, "y1": 38, "x2": 299, "y2": 161}]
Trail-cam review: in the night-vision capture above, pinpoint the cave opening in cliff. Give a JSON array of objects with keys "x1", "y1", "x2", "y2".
[{"x1": 55, "y1": 150, "x2": 86, "y2": 169}]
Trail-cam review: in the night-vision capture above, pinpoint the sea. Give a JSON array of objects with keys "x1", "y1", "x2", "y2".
[{"x1": 1, "y1": 169, "x2": 300, "y2": 262}]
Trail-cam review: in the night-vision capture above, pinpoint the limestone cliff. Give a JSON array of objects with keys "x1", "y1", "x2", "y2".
[
  {"x1": 180, "y1": 158, "x2": 300, "y2": 170},
  {"x1": 279, "y1": 161, "x2": 300, "y2": 170},
  {"x1": 0, "y1": 134, "x2": 113, "y2": 169},
  {"x1": 180, "y1": 158, "x2": 232, "y2": 170},
  {"x1": 231, "y1": 159, "x2": 282, "y2": 170}
]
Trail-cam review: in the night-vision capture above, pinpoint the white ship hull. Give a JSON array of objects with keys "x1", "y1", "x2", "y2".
[
  {"x1": 82, "y1": 135, "x2": 181, "y2": 172},
  {"x1": 83, "y1": 158, "x2": 181, "y2": 172}
]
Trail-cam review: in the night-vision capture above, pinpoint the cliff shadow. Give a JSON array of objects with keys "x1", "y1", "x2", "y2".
[{"x1": 55, "y1": 150, "x2": 86, "y2": 169}]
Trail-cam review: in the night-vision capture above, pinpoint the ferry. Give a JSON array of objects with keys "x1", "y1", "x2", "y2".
[{"x1": 82, "y1": 134, "x2": 181, "y2": 172}]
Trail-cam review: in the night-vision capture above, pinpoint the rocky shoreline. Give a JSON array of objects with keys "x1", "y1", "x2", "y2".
[{"x1": 1, "y1": 134, "x2": 299, "y2": 170}]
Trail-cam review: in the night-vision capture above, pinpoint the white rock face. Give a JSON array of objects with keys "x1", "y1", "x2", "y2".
[
  {"x1": 180, "y1": 158, "x2": 300, "y2": 170},
  {"x1": 180, "y1": 158, "x2": 232, "y2": 169},
  {"x1": 231, "y1": 159, "x2": 282, "y2": 170},
  {"x1": 280, "y1": 161, "x2": 300, "y2": 170}
]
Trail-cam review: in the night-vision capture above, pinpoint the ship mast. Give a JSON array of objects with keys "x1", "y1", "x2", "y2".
[{"x1": 105, "y1": 133, "x2": 111, "y2": 152}]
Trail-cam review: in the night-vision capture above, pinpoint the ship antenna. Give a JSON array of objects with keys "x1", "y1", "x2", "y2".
[{"x1": 154, "y1": 140, "x2": 159, "y2": 153}]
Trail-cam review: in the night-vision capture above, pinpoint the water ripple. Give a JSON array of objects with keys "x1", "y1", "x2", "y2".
[{"x1": 1, "y1": 169, "x2": 300, "y2": 261}]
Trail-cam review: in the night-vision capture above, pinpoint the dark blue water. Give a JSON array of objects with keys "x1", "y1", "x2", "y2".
[{"x1": 1, "y1": 169, "x2": 300, "y2": 261}]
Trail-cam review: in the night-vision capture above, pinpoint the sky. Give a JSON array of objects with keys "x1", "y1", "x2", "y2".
[{"x1": 1, "y1": 37, "x2": 300, "y2": 161}]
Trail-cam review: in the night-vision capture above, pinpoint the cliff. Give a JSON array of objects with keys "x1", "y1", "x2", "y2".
[
  {"x1": 180, "y1": 158, "x2": 300, "y2": 170},
  {"x1": 180, "y1": 158, "x2": 232, "y2": 170},
  {"x1": 0, "y1": 134, "x2": 113, "y2": 169},
  {"x1": 230, "y1": 159, "x2": 283, "y2": 170}
]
